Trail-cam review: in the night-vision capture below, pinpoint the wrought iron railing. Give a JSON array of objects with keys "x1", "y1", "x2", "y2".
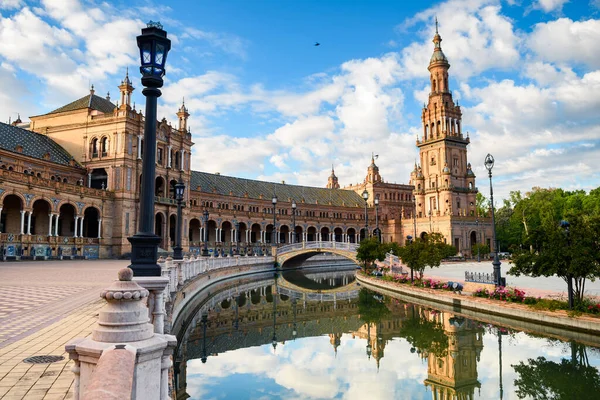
[{"x1": 464, "y1": 271, "x2": 497, "y2": 284}]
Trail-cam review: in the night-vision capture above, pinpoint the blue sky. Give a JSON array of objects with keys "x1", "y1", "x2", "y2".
[{"x1": 1, "y1": 0, "x2": 599, "y2": 201}]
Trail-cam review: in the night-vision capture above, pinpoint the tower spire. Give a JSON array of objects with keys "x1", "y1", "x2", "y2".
[
  {"x1": 435, "y1": 16, "x2": 438, "y2": 34},
  {"x1": 118, "y1": 68, "x2": 134, "y2": 109}
]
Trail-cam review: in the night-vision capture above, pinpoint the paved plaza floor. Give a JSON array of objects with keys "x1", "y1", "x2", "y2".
[
  {"x1": 0, "y1": 260, "x2": 126, "y2": 399},
  {"x1": 427, "y1": 260, "x2": 600, "y2": 297}
]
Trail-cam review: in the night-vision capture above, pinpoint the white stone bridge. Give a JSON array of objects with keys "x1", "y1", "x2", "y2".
[{"x1": 275, "y1": 241, "x2": 359, "y2": 267}]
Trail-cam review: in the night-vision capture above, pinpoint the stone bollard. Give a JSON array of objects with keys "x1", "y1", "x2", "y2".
[{"x1": 65, "y1": 268, "x2": 176, "y2": 400}]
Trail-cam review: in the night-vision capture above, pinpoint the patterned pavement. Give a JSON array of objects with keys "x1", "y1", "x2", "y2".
[{"x1": 0, "y1": 260, "x2": 126, "y2": 399}]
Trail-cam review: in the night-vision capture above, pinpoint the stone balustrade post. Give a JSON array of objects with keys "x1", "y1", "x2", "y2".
[
  {"x1": 176, "y1": 260, "x2": 184, "y2": 287},
  {"x1": 66, "y1": 268, "x2": 176, "y2": 400}
]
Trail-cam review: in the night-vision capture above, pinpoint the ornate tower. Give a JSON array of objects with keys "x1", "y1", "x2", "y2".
[
  {"x1": 177, "y1": 99, "x2": 190, "y2": 132},
  {"x1": 326, "y1": 166, "x2": 340, "y2": 189},
  {"x1": 365, "y1": 154, "x2": 382, "y2": 184},
  {"x1": 118, "y1": 69, "x2": 134, "y2": 110},
  {"x1": 414, "y1": 21, "x2": 477, "y2": 221}
]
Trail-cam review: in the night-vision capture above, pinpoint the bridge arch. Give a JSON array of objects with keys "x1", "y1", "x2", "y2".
[{"x1": 276, "y1": 241, "x2": 359, "y2": 268}]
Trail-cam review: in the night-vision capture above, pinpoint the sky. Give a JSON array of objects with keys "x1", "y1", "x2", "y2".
[{"x1": 1, "y1": 0, "x2": 599, "y2": 202}]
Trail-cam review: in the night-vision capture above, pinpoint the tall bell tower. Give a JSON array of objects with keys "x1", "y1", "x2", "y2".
[{"x1": 412, "y1": 20, "x2": 477, "y2": 221}]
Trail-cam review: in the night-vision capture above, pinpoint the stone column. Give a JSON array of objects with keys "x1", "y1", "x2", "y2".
[
  {"x1": 134, "y1": 276, "x2": 170, "y2": 334},
  {"x1": 215, "y1": 228, "x2": 219, "y2": 243},
  {"x1": 167, "y1": 145, "x2": 172, "y2": 168},
  {"x1": 74, "y1": 216, "x2": 79, "y2": 238},
  {"x1": 137, "y1": 135, "x2": 142, "y2": 159},
  {"x1": 19, "y1": 210, "x2": 25, "y2": 235},
  {"x1": 54, "y1": 214, "x2": 59, "y2": 236},
  {"x1": 97, "y1": 219, "x2": 102, "y2": 239},
  {"x1": 79, "y1": 217, "x2": 84, "y2": 238},
  {"x1": 0, "y1": 207, "x2": 2, "y2": 233},
  {"x1": 48, "y1": 214, "x2": 53, "y2": 236},
  {"x1": 88, "y1": 173, "x2": 92, "y2": 188},
  {"x1": 26, "y1": 211, "x2": 32, "y2": 235}
]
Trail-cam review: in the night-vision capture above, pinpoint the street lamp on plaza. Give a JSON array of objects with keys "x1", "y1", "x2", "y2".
[
  {"x1": 362, "y1": 189, "x2": 369, "y2": 241},
  {"x1": 476, "y1": 218, "x2": 481, "y2": 262},
  {"x1": 202, "y1": 210, "x2": 209, "y2": 256},
  {"x1": 374, "y1": 195, "x2": 380, "y2": 242},
  {"x1": 291, "y1": 200, "x2": 297, "y2": 244},
  {"x1": 173, "y1": 179, "x2": 185, "y2": 260},
  {"x1": 272, "y1": 195, "x2": 278, "y2": 245},
  {"x1": 127, "y1": 21, "x2": 171, "y2": 277},
  {"x1": 485, "y1": 154, "x2": 502, "y2": 286}
]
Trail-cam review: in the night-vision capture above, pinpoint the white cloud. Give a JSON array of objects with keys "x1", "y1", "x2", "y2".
[
  {"x1": 534, "y1": 0, "x2": 569, "y2": 13},
  {"x1": 528, "y1": 18, "x2": 600, "y2": 69},
  {"x1": 398, "y1": 0, "x2": 521, "y2": 79},
  {"x1": 0, "y1": 0, "x2": 23, "y2": 9},
  {"x1": 181, "y1": 27, "x2": 248, "y2": 59}
]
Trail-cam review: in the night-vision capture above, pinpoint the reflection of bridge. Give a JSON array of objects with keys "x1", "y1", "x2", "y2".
[{"x1": 276, "y1": 241, "x2": 359, "y2": 267}]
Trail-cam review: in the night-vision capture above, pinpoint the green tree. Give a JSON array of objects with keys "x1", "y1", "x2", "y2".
[
  {"x1": 397, "y1": 232, "x2": 456, "y2": 280},
  {"x1": 512, "y1": 343, "x2": 600, "y2": 400},
  {"x1": 476, "y1": 192, "x2": 489, "y2": 217},
  {"x1": 398, "y1": 305, "x2": 449, "y2": 357},
  {"x1": 357, "y1": 288, "x2": 391, "y2": 324},
  {"x1": 509, "y1": 203, "x2": 600, "y2": 304},
  {"x1": 356, "y1": 237, "x2": 386, "y2": 274},
  {"x1": 471, "y1": 243, "x2": 490, "y2": 259}
]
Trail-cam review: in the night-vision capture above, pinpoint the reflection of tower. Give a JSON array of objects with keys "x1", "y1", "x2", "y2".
[
  {"x1": 371, "y1": 322, "x2": 387, "y2": 370},
  {"x1": 423, "y1": 311, "x2": 483, "y2": 400},
  {"x1": 329, "y1": 332, "x2": 342, "y2": 355}
]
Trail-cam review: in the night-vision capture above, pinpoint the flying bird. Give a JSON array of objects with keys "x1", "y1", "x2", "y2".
[{"x1": 314, "y1": 42, "x2": 320, "y2": 46}]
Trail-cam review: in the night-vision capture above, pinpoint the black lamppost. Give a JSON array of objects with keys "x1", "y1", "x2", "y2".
[
  {"x1": 291, "y1": 200, "x2": 297, "y2": 244},
  {"x1": 127, "y1": 22, "x2": 171, "y2": 277},
  {"x1": 366, "y1": 322, "x2": 372, "y2": 360},
  {"x1": 560, "y1": 220, "x2": 574, "y2": 309},
  {"x1": 476, "y1": 218, "x2": 481, "y2": 262},
  {"x1": 272, "y1": 274, "x2": 278, "y2": 352},
  {"x1": 292, "y1": 298, "x2": 297, "y2": 340},
  {"x1": 272, "y1": 195, "x2": 277, "y2": 245},
  {"x1": 374, "y1": 195, "x2": 380, "y2": 242},
  {"x1": 202, "y1": 210, "x2": 209, "y2": 256},
  {"x1": 201, "y1": 314, "x2": 208, "y2": 363},
  {"x1": 362, "y1": 189, "x2": 369, "y2": 240},
  {"x1": 485, "y1": 154, "x2": 502, "y2": 286},
  {"x1": 173, "y1": 179, "x2": 185, "y2": 260}
]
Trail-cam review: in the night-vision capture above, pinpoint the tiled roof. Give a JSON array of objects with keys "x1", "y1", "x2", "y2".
[
  {"x1": 46, "y1": 93, "x2": 116, "y2": 115},
  {"x1": 190, "y1": 171, "x2": 365, "y2": 207},
  {"x1": 0, "y1": 122, "x2": 81, "y2": 167}
]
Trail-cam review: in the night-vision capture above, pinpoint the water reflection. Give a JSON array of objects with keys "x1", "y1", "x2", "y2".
[{"x1": 175, "y1": 270, "x2": 600, "y2": 400}]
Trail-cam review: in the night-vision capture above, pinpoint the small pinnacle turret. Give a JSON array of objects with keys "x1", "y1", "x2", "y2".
[
  {"x1": 326, "y1": 165, "x2": 340, "y2": 189},
  {"x1": 118, "y1": 68, "x2": 134, "y2": 110},
  {"x1": 177, "y1": 98, "x2": 190, "y2": 132}
]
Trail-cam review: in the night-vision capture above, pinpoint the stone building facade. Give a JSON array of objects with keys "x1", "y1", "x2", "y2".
[{"x1": 0, "y1": 29, "x2": 492, "y2": 260}]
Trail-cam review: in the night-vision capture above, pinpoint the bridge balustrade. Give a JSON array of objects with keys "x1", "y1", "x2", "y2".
[{"x1": 277, "y1": 241, "x2": 359, "y2": 255}]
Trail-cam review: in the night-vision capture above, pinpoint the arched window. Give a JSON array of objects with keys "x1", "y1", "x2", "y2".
[
  {"x1": 101, "y1": 137, "x2": 108, "y2": 156},
  {"x1": 468, "y1": 182, "x2": 473, "y2": 189},
  {"x1": 91, "y1": 138, "x2": 99, "y2": 157},
  {"x1": 174, "y1": 150, "x2": 180, "y2": 170},
  {"x1": 433, "y1": 79, "x2": 437, "y2": 92}
]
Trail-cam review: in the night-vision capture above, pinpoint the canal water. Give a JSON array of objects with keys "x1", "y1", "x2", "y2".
[{"x1": 174, "y1": 266, "x2": 600, "y2": 400}]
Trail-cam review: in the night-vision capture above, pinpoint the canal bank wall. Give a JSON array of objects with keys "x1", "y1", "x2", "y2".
[{"x1": 357, "y1": 274, "x2": 600, "y2": 347}]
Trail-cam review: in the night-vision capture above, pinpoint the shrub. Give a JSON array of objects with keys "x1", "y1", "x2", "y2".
[{"x1": 472, "y1": 286, "x2": 527, "y2": 303}]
